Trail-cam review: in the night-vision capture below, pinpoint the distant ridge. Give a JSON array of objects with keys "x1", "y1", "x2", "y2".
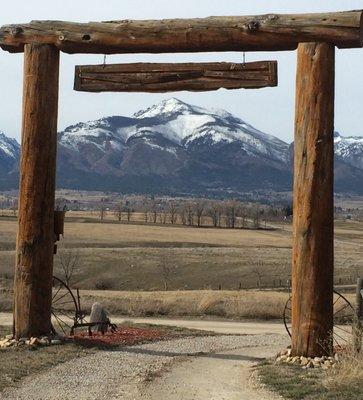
[{"x1": 1, "y1": 99, "x2": 363, "y2": 195}]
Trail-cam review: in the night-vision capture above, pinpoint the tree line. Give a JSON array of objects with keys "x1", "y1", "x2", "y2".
[{"x1": 101, "y1": 198, "x2": 293, "y2": 229}]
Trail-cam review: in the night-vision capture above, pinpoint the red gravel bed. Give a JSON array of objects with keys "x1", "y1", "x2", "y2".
[{"x1": 72, "y1": 327, "x2": 172, "y2": 347}]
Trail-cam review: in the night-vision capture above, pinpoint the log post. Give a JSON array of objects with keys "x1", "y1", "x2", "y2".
[
  {"x1": 13, "y1": 44, "x2": 59, "y2": 339},
  {"x1": 292, "y1": 42, "x2": 335, "y2": 357}
]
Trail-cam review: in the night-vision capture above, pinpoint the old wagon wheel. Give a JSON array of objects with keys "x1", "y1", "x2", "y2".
[
  {"x1": 51, "y1": 276, "x2": 78, "y2": 336},
  {"x1": 283, "y1": 290, "x2": 355, "y2": 349}
]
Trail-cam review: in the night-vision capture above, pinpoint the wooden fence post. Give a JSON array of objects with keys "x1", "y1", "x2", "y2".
[
  {"x1": 354, "y1": 278, "x2": 363, "y2": 352},
  {"x1": 292, "y1": 42, "x2": 335, "y2": 357},
  {"x1": 13, "y1": 44, "x2": 60, "y2": 339}
]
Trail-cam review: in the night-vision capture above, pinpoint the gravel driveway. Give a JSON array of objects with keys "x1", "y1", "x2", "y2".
[{"x1": 2, "y1": 334, "x2": 288, "y2": 400}]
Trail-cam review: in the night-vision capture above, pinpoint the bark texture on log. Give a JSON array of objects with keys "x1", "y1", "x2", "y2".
[
  {"x1": 13, "y1": 44, "x2": 59, "y2": 339},
  {"x1": 0, "y1": 11, "x2": 362, "y2": 54},
  {"x1": 74, "y1": 61, "x2": 277, "y2": 92},
  {"x1": 292, "y1": 42, "x2": 335, "y2": 357}
]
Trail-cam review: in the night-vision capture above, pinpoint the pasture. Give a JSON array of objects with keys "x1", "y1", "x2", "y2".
[{"x1": 1, "y1": 216, "x2": 362, "y2": 289}]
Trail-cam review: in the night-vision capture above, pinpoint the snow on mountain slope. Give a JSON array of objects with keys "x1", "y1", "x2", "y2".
[
  {"x1": 2, "y1": 99, "x2": 363, "y2": 194},
  {"x1": 58, "y1": 98, "x2": 289, "y2": 164},
  {"x1": 334, "y1": 131, "x2": 363, "y2": 169},
  {"x1": 0, "y1": 131, "x2": 19, "y2": 159}
]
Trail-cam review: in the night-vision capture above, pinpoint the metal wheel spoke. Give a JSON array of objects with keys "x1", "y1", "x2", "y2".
[
  {"x1": 333, "y1": 330, "x2": 349, "y2": 344},
  {"x1": 334, "y1": 325, "x2": 351, "y2": 335},
  {"x1": 52, "y1": 309, "x2": 75, "y2": 322},
  {"x1": 54, "y1": 299, "x2": 77, "y2": 307},
  {"x1": 52, "y1": 312, "x2": 72, "y2": 329},
  {"x1": 333, "y1": 296, "x2": 341, "y2": 306},
  {"x1": 52, "y1": 313, "x2": 68, "y2": 335},
  {"x1": 334, "y1": 302, "x2": 350, "y2": 316},
  {"x1": 53, "y1": 291, "x2": 70, "y2": 305},
  {"x1": 51, "y1": 276, "x2": 79, "y2": 336},
  {"x1": 52, "y1": 286, "x2": 61, "y2": 301},
  {"x1": 332, "y1": 335, "x2": 341, "y2": 348}
]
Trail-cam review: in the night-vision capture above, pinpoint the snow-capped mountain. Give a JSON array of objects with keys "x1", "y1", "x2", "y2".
[
  {"x1": 0, "y1": 131, "x2": 20, "y2": 189},
  {"x1": 334, "y1": 131, "x2": 363, "y2": 170},
  {"x1": 0, "y1": 131, "x2": 19, "y2": 171},
  {"x1": 59, "y1": 98, "x2": 288, "y2": 163},
  {"x1": 1, "y1": 99, "x2": 363, "y2": 194},
  {"x1": 56, "y1": 98, "x2": 291, "y2": 194}
]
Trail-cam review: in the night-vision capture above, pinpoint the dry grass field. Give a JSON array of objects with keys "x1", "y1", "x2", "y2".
[{"x1": 0, "y1": 214, "x2": 362, "y2": 318}]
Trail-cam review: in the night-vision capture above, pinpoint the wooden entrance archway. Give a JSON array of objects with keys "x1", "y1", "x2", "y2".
[{"x1": 1, "y1": 10, "x2": 362, "y2": 357}]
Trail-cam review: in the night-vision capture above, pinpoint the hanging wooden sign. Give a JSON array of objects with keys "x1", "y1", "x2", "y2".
[{"x1": 74, "y1": 61, "x2": 277, "y2": 93}]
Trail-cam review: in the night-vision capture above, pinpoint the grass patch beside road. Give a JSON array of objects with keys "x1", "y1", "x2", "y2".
[
  {"x1": 257, "y1": 358, "x2": 363, "y2": 400},
  {"x1": 0, "y1": 325, "x2": 93, "y2": 393}
]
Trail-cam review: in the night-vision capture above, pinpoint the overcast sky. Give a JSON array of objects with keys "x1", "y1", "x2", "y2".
[{"x1": 1, "y1": 0, "x2": 363, "y2": 143}]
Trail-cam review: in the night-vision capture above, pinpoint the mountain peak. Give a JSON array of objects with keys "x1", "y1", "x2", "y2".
[
  {"x1": 133, "y1": 97, "x2": 204, "y2": 119},
  {"x1": 0, "y1": 131, "x2": 20, "y2": 159}
]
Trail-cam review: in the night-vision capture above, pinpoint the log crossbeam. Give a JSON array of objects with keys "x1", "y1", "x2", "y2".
[{"x1": 0, "y1": 11, "x2": 362, "y2": 54}]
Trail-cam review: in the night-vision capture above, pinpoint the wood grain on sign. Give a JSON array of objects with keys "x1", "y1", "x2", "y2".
[
  {"x1": 0, "y1": 11, "x2": 362, "y2": 54},
  {"x1": 74, "y1": 61, "x2": 277, "y2": 92}
]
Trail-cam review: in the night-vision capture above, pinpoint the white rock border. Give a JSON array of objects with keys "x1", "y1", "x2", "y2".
[
  {"x1": 0, "y1": 334, "x2": 64, "y2": 348},
  {"x1": 275, "y1": 348, "x2": 339, "y2": 369}
]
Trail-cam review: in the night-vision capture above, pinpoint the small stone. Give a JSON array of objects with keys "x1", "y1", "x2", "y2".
[
  {"x1": 307, "y1": 361, "x2": 314, "y2": 368},
  {"x1": 39, "y1": 338, "x2": 49, "y2": 346},
  {"x1": 280, "y1": 349, "x2": 288, "y2": 356},
  {"x1": 19, "y1": 337, "x2": 28, "y2": 343},
  {"x1": 334, "y1": 353, "x2": 339, "y2": 362},
  {"x1": 312, "y1": 360, "x2": 321, "y2": 367},
  {"x1": 51, "y1": 339, "x2": 62, "y2": 345},
  {"x1": 287, "y1": 349, "x2": 292, "y2": 356},
  {"x1": 314, "y1": 357, "x2": 321, "y2": 362},
  {"x1": 29, "y1": 337, "x2": 38, "y2": 346},
  {"x1": 300, "y1": 357, "x2": 309, "y2": 366},
  {"x1": 5, "y1": 334, "x2": 13, "y2": 340}
]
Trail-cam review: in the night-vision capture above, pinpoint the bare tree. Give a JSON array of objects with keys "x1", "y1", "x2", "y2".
[
  {"x1": 239, "y1": 204, "x2": 248, "y2": 229},
  {"x1": 168, "y1": 202, "x2": 178, "y2": 225},
  {"x1": 194, "y1": 200, "x2": 206, "y2": 227},
  {"x1": 150, "y1": 200, "x2": 158, "y2": 223},
  {"x1": 159, "y1": 262, "x2": 173, "y2": 291},
  {"x1": 180, "y1": 205, "x2": 187, "y2": 225},
  {"x1": 99, "y1": 198, "x2": 106, "y2": 220},
  {"x1": 142, "y1": 198, "x2": 150, "y2": 222},
  {"x1": 185, "y1": 202, "x2": 194, "y2": 226},
  {"x1": 207, "y1": 201, "x2": 222, "y2": 228},
  {"x1": 158, "y1": 211, "x2": 167, "y2": 224},
  {"x1": 251, "y1": 262, "x2": 266, "y2": 290},
  {"x1": 57, "y1": 249, "x2": 80, "y2": 287},
  {"x1": 125, "y1": 205, "x2": 133, "y2": 222},
  {"x1": 252, "y1": 204, "x2": 261, "y2": 229},
  {"x1": 114, "y1": 202, "x2": 123, "y2": 222},
  {"x1": 224, "y1": 200, "x2": 239, "y2": 228}
]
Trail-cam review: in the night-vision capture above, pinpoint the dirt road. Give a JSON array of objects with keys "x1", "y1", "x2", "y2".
[
  {"x1": 2, "y1": 334, "x2": 287, "y2": 400},
  {"x1": 0, "y1": 312, "x2": 286, "y2": 335}
]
